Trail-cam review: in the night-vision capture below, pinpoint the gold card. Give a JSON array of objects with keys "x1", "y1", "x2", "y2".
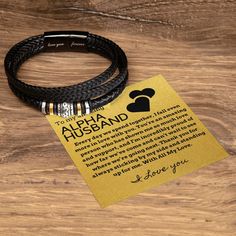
[{"x1": 47, "y1": 75, "x2": 228, "y2": 207}]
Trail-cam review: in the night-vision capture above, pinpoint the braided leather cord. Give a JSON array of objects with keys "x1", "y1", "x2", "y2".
[{"x1": 4, "y1": 32, "x2": 128, "y2": 112}]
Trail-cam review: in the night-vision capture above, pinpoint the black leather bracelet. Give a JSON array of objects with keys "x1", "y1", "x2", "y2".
[{"x1": 4, "y1": 31, "x2": 128, "y2": 118}]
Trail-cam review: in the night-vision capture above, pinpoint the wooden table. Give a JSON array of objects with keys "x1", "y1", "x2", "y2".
[{"x1": 0, "y1": 1, "x2": 235, "y2": 235}]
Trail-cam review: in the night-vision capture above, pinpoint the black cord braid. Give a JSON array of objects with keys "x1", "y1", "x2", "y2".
[{"x1": 4, "y1": 31, "x2": 128, "y2": 117}]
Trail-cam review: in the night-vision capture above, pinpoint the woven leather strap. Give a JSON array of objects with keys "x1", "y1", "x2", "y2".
[{"x1": 4, "y1": 31, "x2": 128, "y2": 117}]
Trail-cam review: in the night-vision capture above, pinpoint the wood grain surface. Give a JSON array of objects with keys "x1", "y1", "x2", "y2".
[{"x1": 0, "y1": 1, "x2": 235, "y2": 235}]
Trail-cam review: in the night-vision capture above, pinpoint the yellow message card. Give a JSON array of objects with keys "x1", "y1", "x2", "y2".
[{"x1": 47, "y1": 75, "x2": 228, "y2": 207}]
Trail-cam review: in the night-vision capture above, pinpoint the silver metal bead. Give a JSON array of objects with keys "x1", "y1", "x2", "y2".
[
  {"x1": 84, "y1": 101, "x2": 90, "y2": 114},
  {"x1": 41, "y1": 101, "x2": 47, "y2": 114},
  {"x1": 57, "y1": 102, "x2": 74, "y2": 118}
]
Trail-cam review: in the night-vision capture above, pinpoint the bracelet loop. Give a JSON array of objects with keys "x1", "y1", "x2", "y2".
[{"x1": 4, "y1": 31, "x2": 128, "y2": 118}]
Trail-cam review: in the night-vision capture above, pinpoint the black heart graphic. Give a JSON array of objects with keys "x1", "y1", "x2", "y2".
[
  {"x1": 127, "y1": 97, "x2": 150, "y2": 112},
  {"x1": 129, "y1": 88, "x2": 155, "y2": 99}
]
